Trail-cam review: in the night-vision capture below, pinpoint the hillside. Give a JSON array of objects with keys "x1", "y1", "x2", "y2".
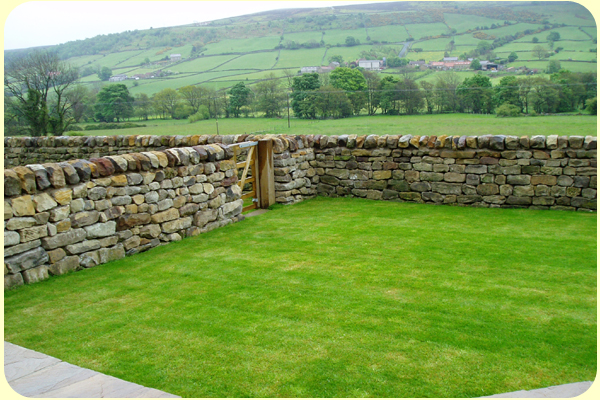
[{"x1": 4, "y1": 1, "x2": 597, "y2": 95}]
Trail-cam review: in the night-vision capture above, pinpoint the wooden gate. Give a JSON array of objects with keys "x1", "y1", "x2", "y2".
[{"x1": 229, "y1": 139, "x2": 274, "y2": 212}]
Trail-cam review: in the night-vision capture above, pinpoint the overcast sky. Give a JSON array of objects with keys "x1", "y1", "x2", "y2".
[{"x1": 3, "y1": 1, "x2": 384, "y2": 50}]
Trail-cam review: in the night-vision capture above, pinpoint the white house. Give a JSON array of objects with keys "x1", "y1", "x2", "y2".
[
  {"x1": 300, "y1": 66, "x2": 319, "y2": 74},
  {"x1": 358, "y1": 59, "x2": 382, "y2": 70},
  {"x1": 170, "y1": 54, "x2": 182, "y2": 62}
]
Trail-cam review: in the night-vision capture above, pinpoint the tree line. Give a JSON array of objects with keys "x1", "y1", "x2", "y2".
[{"x1": 4, "y1": 50, "x2": 597, "y2": 137}]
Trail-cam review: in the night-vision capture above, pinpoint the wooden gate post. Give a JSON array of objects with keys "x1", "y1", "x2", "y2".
[{"x1": 257, "y1": 139, "x2": 275, "y2": 209}]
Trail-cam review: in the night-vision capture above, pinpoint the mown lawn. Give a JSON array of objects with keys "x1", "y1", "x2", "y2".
[
  {"x1": 75, "y1": 113, "x2": 598, "y2": 138},
  {"x1": 4, "y1": 198, "x2": 597, "y2": 397}
]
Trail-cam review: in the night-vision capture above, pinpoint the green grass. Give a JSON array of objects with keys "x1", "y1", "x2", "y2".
[
  {"x1": 444, "y1": 13, "x2": 506, "y2": 34},
  {"x1": 276, "y1": 48, "x2": 327, "y2": 68},
  {"x1": 322, "y1": 28, "x2": 368, "y2": 46},
  {"x1": 167, "y1": 55, "x2": 240, "y2": 73},
  {"x1": 202, "y1": 36, "x2": 282, "y2": 55},
  {"x1": 76, "y1": 114, "x2": 597, "y2": 138},
  {"x1": 416, "y1": 37, "x2": 453, "y2": 51},
  {"x1": 405, "y1": 23, "x2": 450, "y2": 40},
  {"x1": 365, "y1": 25, "x2": 408, "y2": 42},
  {"x1": 4, "y1": 197, "x2": 596, "y2": 397},
  {"x1": 218, "y1": 52, "x2": 279, "y2": 70}
]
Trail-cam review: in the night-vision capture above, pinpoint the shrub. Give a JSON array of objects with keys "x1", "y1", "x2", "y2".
[
  {"x1": 189, "y1": 106, "x2": 210, "y2": 123},
  {"x1": 585, "y1": 97, "x2": 597, "y2": 115},
  {"x1": 495, "y1": 104, "x2": 522, "y2": 117}
]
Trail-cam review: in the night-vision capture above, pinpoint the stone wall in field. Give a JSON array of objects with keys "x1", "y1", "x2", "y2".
[
  {"x1": 264, "y1": 133, "x2": 597, "y2": 212},
  {"x1": 4, "y1": 144, "x2": 245, "y2": 290}
]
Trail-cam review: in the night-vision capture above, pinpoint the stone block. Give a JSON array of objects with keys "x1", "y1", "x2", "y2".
[
  {"x1": 41, "y1": 228, "x2": 87, "y2": 250},
  {"x1": 49, "y1": 255, "x2": 80, "y2": 275},
  {"x1": 194, "y1": 209, "x2": 218, "y2": 227},
  {"x1": 11, "y1": 195, "x2": 36, "y2": 217},
  {"x1": 70, "y1": 210, "x2": 100, "y2": 228},
  {"x1": 85, "y1": 221, "x2": 117, "y2": 239},
  {"x1": 22, "y1": 265, "x2": 50, "y2": 284},
  {"x1": 19, "y1": 225, "x2": 48, "y2": 243},
  {"x1": 5, "y1": 246, "x2": 49, "y2": 274},
  {"x1": 33, "y1": 193, "x2": 58, "y2": 213}
]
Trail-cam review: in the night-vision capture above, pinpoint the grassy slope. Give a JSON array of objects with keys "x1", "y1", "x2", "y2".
[
  {"x1": 4, "y1": 198, "x2": 596, "y2": 397},
  {"x1": 63, "y1": 3, "x2": 595, "y2": 96},
  {"x1": 75, "y1": 114, "x2": 597, "y2": 138}
]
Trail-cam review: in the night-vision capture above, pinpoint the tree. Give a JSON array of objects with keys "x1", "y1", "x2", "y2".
[
  {"x1": 362, "y1": 70, "x2": 381, "y2": 116},
  {"x1": 378, "y1": 75, "x2": 400, "y2": 114},
  {"x1": 345, "y1": 36, "x2": 359, "y2": 46},
  {"x1": 493, "y1": 76, "x2": 521, "y2": 109},
  {"x1": 420, "y1": 81, "x2": 435, "y2": 114},
  {"x1": 254, "y1": 73, "x2": 286, "y2": 117},
  {"x1": 328, "y1": 55, "x2": 344, "y2": 64},
  {"x1": 433, "y1": 72, "x2": 461, "y2": 113},
  {"x1": 65, "y1": 85, "x2": 95, "y2": 123},
  {"x1": 178, "y1": 85, "x2": 206, "y2": 114},
  {"x1": 134, "y1": 93, "x2": 152, "y2": 120},
  {"x1": 4, "y1": 50, "x2": 79, "y2": 136},
  {"x1": 508, "y1": 52, "x2": 519, "y2": 62},
  {"x1": 291, "y1": 73, "x2": 321, "y2": 119},
  {"x1": 152, "y1": 88, "x2": 181, "y2": 119},
  {"x1": 470, "y1": 59, "x2": 482, "y2": 70},
  {"x1": 228, "y1": 82, "x2": 251, "y2": 117},
  {"x1": 529, "y1": 76, "x2": 559, "y2": 114},
  {"x1": 329, "y1": 67, "x2": 367, "y2": 115},
  {"x1": 547, "y1": 60, "x2": 561, "y2": 74},
  {"x1": 457, "y1": 74, "x2": 493, "y2": 113},
  {"x1": 532, "y1": 37, "x2": 539, "y2": 43},
  {"x1": 97, "y1": 66, "x2": 112, "y2": 81},
  {"x1": 94, "y1": 84, "x2": 134, "y2": 122},
  {"x1": 396, "y1": 78, "x2": 423, "y2": 115},
  {"x1": 314, "y1": 85, "x2": 352, "y2": 119},
  {"x1": 532, "y1": 45, "x2": 548, "y2": 60},
  {"x1": 546, "y1": 31, "x2": 561, "y2": 42}
]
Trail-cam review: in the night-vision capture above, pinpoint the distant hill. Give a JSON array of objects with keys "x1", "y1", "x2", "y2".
[{"x1": 5, "y1": 1, "x2": 596, "y2": 95}]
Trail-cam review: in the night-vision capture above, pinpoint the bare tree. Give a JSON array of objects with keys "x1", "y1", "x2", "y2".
[{"x1": 4, "y1": 50, "x2": 79, "y2": 136}]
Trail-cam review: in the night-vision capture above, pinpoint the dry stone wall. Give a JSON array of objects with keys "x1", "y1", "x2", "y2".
[
  {"x1": 3, "y1": 135, "x2": 246, "y2": 168},
  {"x1": 265, "y1": 133, "x2": 597, "y2": 211},
  {"x1": 4, "y1": 144, "x2": 245, "y2": 289}
]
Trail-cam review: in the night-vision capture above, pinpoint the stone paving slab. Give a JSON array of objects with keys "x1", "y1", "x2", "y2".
[
  {"x1": 4, "y1": 342, "x2": 179, "y2": 398},
  {"x1": 481, "y1": 381, "x2": 594, "y2": 398}
]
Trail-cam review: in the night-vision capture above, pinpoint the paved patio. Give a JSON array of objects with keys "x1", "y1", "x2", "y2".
[{"x1": 4, "y1": 342, "x2": 179, "y2": 398}]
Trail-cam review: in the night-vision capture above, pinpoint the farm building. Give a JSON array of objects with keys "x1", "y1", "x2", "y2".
[
  {"x1": 170, "y1": 54, "x2": 181, "y2": 62},
  {"x1": 358, "y1": 59, "x2": 382, "y2": 70},
  {"x1": 300, "y1": 66, "x2": 319, "y2": 74},
  {"x1": 108, "y1": 74, "x2": 127, "y2": 82}
]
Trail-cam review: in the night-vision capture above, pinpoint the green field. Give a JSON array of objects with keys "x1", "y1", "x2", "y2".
[
  {"x1": 276, "y1": 48, "x2": 327, "y2": 68},
  {"x1": 73, "y1": 114, "x2": 597, "y2": 138},
  {"x1": 220, "y1": 52, "x2": 279, "y2": 70},
  {"x1": 167, "y1": 55, "x2": 239, "y2": 73},
  {"x1": 405, "y1": 23, "x2": 450, "y2": 40},
  {"x1": 365, "y1": 25, "x2": 408, "y2": 43},
  {"x1": 322, "y1": 28, "x2": 368, "y2": 46},
  {"x1": 444, "y1": 13, "x2": 507, "y2": 33},
  {"x1": 202, "y1": 36, "x2": 281, "y2": 55},
  {"x1": 415, "y1": 37, "x2": 453, "y2": 51},
  {"x1": 4, "y1": 197, "x2": 596, "y2": 397},
  {"x1": 284, "y1": 31, "x2": 323, "y2": 44},
  {"x1": 324, "y1": 44, "x2": 376, "y2": 63}
]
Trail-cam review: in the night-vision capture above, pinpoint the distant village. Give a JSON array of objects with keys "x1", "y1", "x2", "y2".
[
  {"x1": 108, "y1": 54, "x2": 530, "y2": 83},
  {"x1": 300, "y1": 57, "x2": 508, "y2": 74}
]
